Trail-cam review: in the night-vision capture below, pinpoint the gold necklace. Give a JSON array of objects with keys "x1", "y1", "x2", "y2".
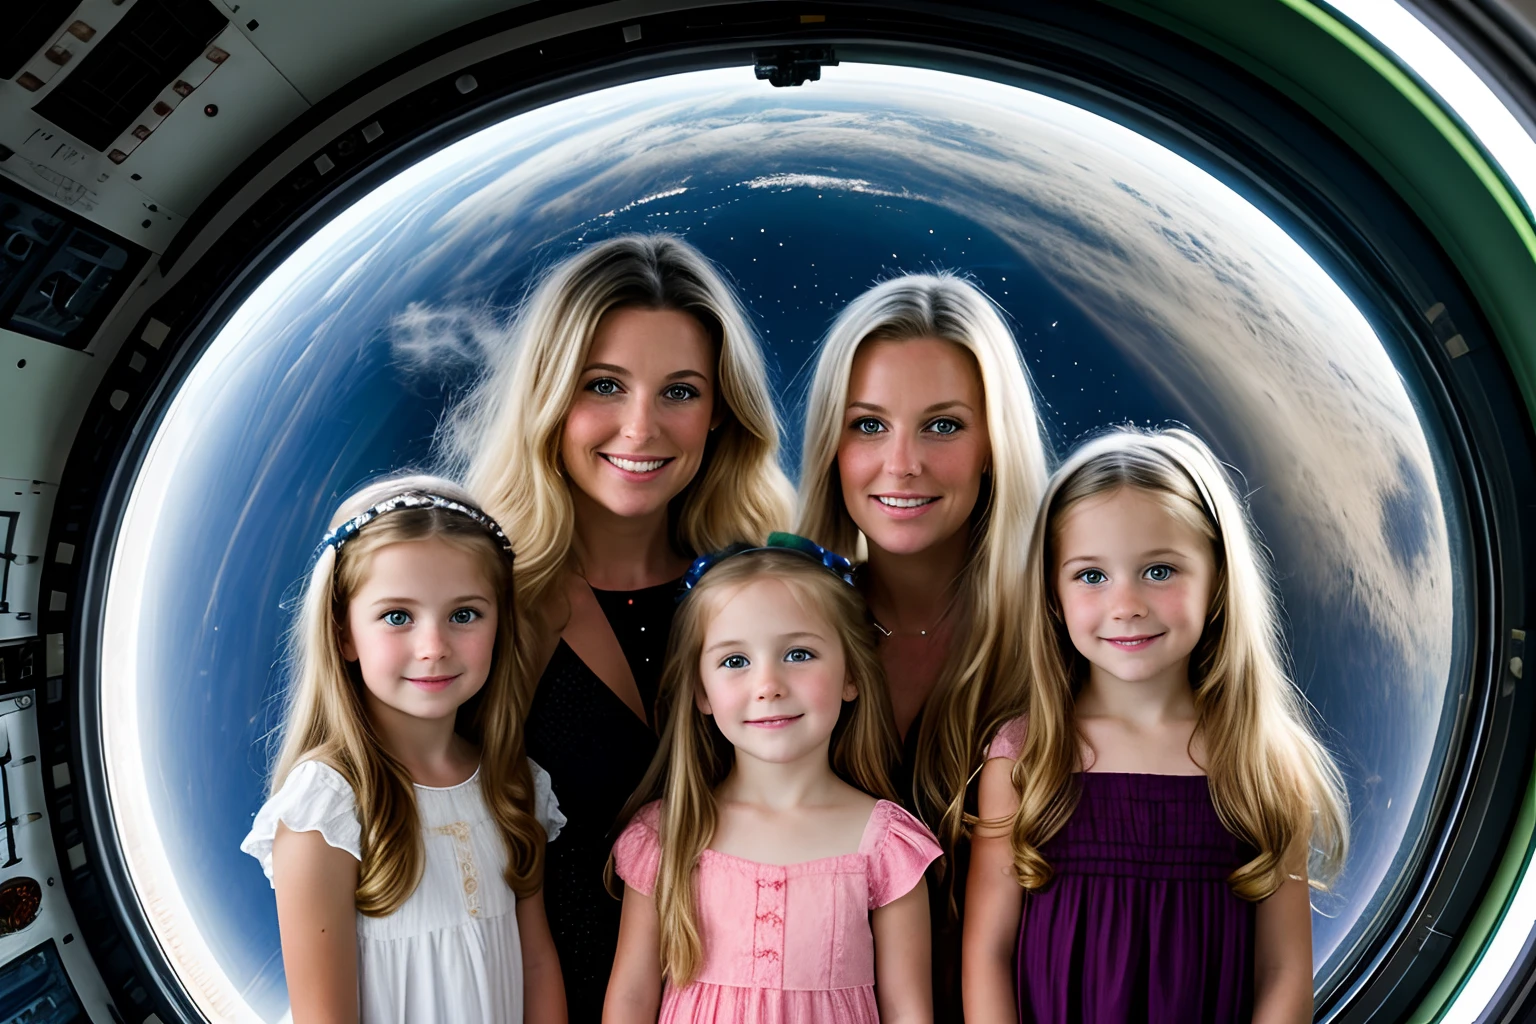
[{"x1": 870, "y1": 598, "x2": 956, "y2": 638}]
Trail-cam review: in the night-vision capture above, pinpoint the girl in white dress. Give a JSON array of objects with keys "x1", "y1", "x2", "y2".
[{"x1": 242, "y1": 474, "x2": 568, "y2": 1023}]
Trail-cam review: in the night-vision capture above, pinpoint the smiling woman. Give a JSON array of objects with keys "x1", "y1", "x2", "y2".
[
  {"x1": 440, "y1": 233, "x2": 792, "y2": 1018},
  {"x1": 559, "y1": 306, "x2": 721, "y2": 522},
  {"x1": 798, "y1": 273, "x2": 1049, "y2": 1015}
]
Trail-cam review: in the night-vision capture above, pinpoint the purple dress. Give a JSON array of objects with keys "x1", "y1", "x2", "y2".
[{"x1": 989, "y1": 720, "x2": 1256, "y2": 1023}]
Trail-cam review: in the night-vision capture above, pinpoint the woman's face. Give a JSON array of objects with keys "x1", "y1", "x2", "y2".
[
  {"x1": 561, "y1": 306, "x2": 721, "y2": 523},
  {"x1": 836, "y1": 336, "x2": 992, "y2": 558}
]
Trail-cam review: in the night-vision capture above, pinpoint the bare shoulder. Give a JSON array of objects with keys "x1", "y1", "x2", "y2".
[
  {"x1": 272, "y1": 822, "x2": 358, "y2": 889},
  {"x1": 974, "y1": 756, "x2": 1023, "y2": 837},
  {"x1": 834, "y1": 778, "x2": 880, "y2": 816}
]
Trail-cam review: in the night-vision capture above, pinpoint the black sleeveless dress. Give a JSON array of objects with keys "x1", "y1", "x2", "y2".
[
  {"x1": 524, "y1": 579, "x2": 676, "y2": 1023},
  {"x1": 893, "y1": 711, "x2": 969, "y2": 1024}
]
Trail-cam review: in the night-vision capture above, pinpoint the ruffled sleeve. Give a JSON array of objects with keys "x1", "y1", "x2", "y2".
[
  {"x1": 986, "y1": 716, "x2": 1027, "y2": 762},
  {"x1": 866, "y1": 801, "x2": 942, "y2": 909},
  {"x1": 239, "y1": 760, "x2": 362, "y2": 886},
  {"x1": 611, "y1": 801, "x2": 663, "y2": 896},
  {"x1": 527, "y1": 758, "x2": 565, "y2": 843}
]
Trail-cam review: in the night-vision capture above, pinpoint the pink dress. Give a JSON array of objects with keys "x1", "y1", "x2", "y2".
[{"x1": 612, "y1": 799, "x2": 942, "y2": 1023}]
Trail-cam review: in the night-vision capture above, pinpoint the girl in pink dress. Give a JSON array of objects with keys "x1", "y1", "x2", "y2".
[{"x1": 604, "y1": 536, "x2": 942, "y2": 1024}]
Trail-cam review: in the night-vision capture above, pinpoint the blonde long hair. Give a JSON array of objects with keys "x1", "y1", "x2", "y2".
[
  {"x1": 441, "y1": 234, "x2": 793, "y2": 675},
  {"x1": 796, "y1": 273, "x2": 1049, "y2": 855},
  {"x1": 613, "y1": 550, "x2": 900, "y2": 986},
  {"x1": 1002, "y1": 428, "x2": 1349, "y2": 899},
  {"x1": 270, "y1": 474, "x2": 547, "y2": 914}
]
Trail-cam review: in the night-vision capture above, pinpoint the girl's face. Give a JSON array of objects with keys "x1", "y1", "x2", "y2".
[
  {"x1": 695, "y1": 576, "x2": 857, "y2": 768},
  {"x1": 560, "y1": 306, "x2": 721, "y2": 523},
  {"x1": 836, "y1": 336, "x2": 991, "y2": 558},
  {"x1": 1053, "y1": 486, "x2": 1216, "y2": 689},
  {"x1": 341, "y1": 537, "x2": 498, "y2": 724}
]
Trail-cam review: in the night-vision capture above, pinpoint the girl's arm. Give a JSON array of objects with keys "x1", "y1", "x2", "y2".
[
  {"x1": 602, "y1": 884, "x2": 663, "y2": 1023},
  {"x1": 1252, "y1": 846, "x2": 1315, "y2": 1024},
  {"x1": 272, "y1": 823, "x2": 360, "y2": 1024},
  {"x1": 962, "y1": 757, "x2": 1025, "y2": 1024},
  {"x1": 872, "y1": 877, "x2": 933, "y2": 1023},
  {"x1": 517, "y1": 888, "x2": 568, "y2": 1024}
]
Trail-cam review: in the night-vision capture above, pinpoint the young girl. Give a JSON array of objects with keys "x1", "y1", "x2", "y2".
[
  {"x1": 241, "y1": 475, "x2": 567, "y2": 1023},
  {"x1": 603, "y1": 536, "x2": 940, "y2": 1023},
  {"x1": 962, "y1": 429, "x2": 1349, "y2": 1023}
]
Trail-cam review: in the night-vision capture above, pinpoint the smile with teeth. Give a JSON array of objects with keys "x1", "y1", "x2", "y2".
[
  {"x1": 876, "y1": 496, "x2": 937, "y2": 508},
  {"x1": 602, "y1": 454, "x2": 671, "y2": 473}
]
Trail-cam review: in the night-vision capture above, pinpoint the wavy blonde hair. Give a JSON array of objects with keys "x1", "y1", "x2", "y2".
[
  {"x1": 796, "y1": 273, "x2": 1049, "y2": 859},
  {"x1": 1001, "y1": 428, "x2": 1349, "y2": 899},
  {"x1": 610, "y1": 550, "x2": 900, "y2": 985},
  {"x1": 270, "y1": 474, "x2": 547, "y2": 914},
  {"x1": 441, "y1": 234, "x2": 793, "y2": 677}
]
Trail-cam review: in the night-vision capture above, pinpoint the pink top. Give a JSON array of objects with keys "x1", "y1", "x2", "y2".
[
  {"x1": 613, "y1": 799, "x2": 941, "y2": 1023},
  {"x1": 988, "y1": 716, "x2": 1027, "y2": 761}
]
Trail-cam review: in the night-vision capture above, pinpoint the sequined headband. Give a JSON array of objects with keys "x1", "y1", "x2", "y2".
[
  {"x1": 679, "y1": 532, "x2": 855, "y2": 601},
  {"x1": 314, "y1": 492, "x2": 515, "y2": 563}
]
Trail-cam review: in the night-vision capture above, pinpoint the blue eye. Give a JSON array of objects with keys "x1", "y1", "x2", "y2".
[
  {"x1": 721, "y1": 654, "x2": 750, "y2": 670},
  {"x1": 1145, "y1": 564, "x2": 1174, "y2": 582},
  {"x1": 928, "y1": 417, "x2": 962, "y2": 435},
  {"x1": 785, "y1": 648, "x2": 815, "y2": 663},
  {"x1": 587, "y1": 378, "x2": 621, "y2": 396},
  {"x1": 449, "y1": 608, "x2": 480, "y2": 624},
  {"x1": 664, "y1": 383, "x2": 700, "y2": 401},
  {"x1": 1075, "y1": 569, "x2": 1107, "y2": 586},
  {"x1": 383, "y1": 610, "x2": 411, "y2": 626},
  {"x1": 851, "y1": 417, "x2": 884, "y2": 435}
]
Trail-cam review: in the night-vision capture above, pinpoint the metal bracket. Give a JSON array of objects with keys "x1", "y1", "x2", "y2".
[{"x1": 754, "y1": 46, "x2": 838, "y2": 87}]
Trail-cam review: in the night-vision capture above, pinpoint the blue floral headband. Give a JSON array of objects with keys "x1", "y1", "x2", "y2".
[
  {"x1": 679, "y1": 532, "x2": 855, "y2": 600},
  {"x1": 314, "y1": 492, "x2": 515, "y2": 563}
]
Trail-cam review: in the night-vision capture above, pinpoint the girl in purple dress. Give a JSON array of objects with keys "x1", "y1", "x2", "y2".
[{"x1": 962, "y1": 428, "x2": 1349, "y2": 1024}]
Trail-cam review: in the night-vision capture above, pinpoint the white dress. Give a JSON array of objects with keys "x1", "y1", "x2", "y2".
[{"x1": 241, "y1": 758, "x2": 565, "y2": 1024}]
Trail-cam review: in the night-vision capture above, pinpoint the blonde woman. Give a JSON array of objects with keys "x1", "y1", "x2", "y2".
[
  {"x1": 443, "y1": 234, "x2": 792, "y2": 1018},
  {"x1": 241, "y1": 475, "x2": 565, "y2": 1023},
  {"x1": 962, "y1": 428, "x2": 1348, "y2": 1023},
  {"x1": 797, "y1": 272, "x2": 1050, "y2": 1017}
]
